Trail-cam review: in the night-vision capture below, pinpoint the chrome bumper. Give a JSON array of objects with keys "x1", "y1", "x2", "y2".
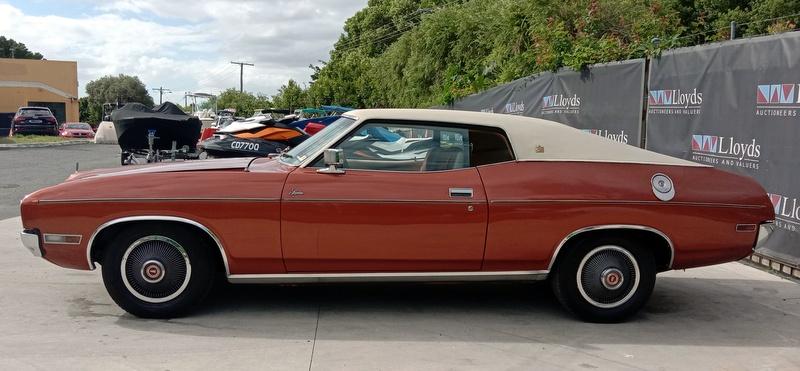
[
  {"x1": 755, "y1": 222, "x2": 776, "y2": 249},
  {"x1": 20, "y1": 230, "x2": 43, "y2": 257}
]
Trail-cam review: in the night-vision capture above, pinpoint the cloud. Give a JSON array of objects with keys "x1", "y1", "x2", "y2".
[{"x1": 0, "y1": 0, "x2": 366, "y2": 104}]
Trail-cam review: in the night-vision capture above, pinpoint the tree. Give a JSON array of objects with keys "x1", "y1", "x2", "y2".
[
  {"x1": 0, "y1": 36, "x2": 44, "y2": 59},
  {"x1": 215, "y1": 88, "x2": 272, "y2": 117},
  {"x1": 271, "y1": 80, "x2": 308, "y2": 111},
  {"x1": 288, "y1": 0, "x2": 800, "y2": 108},
  {"x1": 85, "y1": 74, "x2": 155, "y2": 107},
  {"x1": 78, "y1": 97, "x2": 102, "y2": 125}
]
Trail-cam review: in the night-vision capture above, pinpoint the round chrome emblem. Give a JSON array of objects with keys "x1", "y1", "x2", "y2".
[
  {"x1": 141, "y1": 260, "x2": 165, "y2": 283},
  {"x1": 600, "y1": 268, "x2": 624, "y2": 290},
  {"x1": 651, "y1": 173, "x2": 675, "y2": 201}
]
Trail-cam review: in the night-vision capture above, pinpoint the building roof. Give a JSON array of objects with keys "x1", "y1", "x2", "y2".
[{"x1": 344, "y1": 109, "x2": 704, "y2": 167}]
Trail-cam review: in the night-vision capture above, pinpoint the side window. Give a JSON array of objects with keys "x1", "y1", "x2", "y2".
[
  {"x1": 312, "y1": 122, "x2": 470, "y2": 171},
  {"x1": 310, "y1": 121, "x2": 514, "y2": 171},
  {"x1": 468, "y1": 128, "x2": 514, "y2": 166}
]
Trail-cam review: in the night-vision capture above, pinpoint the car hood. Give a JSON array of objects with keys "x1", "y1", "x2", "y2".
[
  {"x1": 67, "y1": 157, "x2": 256, "y2": 181},
  {"x1": 63, "y1": 129, "x2": 94, "y2": 134}
]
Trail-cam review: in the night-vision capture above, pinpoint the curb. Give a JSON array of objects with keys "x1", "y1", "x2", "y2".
[
  {"x1": 744, "y1": 252, "x2": 800, "y2": 283},
  {"x1": 0, "y1": 140, "x2": 93, "y2": 149}
]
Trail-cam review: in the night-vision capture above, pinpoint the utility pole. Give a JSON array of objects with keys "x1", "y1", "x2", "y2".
[
  {"x1": 230, "y1": 61, "x2": 254, "y2": 92},
  {"x1": 152, "y1": 86, "x2": 172, "y2": 105}
]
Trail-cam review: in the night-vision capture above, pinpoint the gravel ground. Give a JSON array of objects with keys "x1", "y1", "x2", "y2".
[{"x1": 0, "y1": 143, "x2": 121, "y2": 218}]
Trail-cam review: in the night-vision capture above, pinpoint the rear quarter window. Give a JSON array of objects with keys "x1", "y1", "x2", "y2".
[{"x1": 469, "y1": 128, "x2": 515, "y2": 166}]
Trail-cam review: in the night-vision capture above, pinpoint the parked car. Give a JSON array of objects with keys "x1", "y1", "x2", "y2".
[
  {"x1": 10, "y1": 107, "x2": 58, "y2": 136},
  {"x1": 19, "y1": 109, "x2": 775, "y2": 322},
  {"x1": 59, "y1": 122, "x2": 95, "y2": 139}
]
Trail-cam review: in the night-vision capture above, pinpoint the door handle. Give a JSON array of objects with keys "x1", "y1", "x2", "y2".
[{"x1": 449, "y1": 188, "x2": 473, "y2": 198}]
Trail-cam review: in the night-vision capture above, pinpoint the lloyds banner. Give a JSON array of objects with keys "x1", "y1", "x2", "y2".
[
  {"x1": 449, "y1": 59, "x2": 646, "y2": 146},
  {"x1": 646, "y1": 32, "x2": 800, "y2": 265}
]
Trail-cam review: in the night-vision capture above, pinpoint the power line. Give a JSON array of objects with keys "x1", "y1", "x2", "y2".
[
  {"x1": 674, "y1": 11, "x2": 800, "y2": 42},
  {"x1": 230, "y1": 61, "x2": 255, "y2": 92},
  {"x1": 333, "y1": 11, "x2": 425, "y2": 51},
  {"x1": 196, "y1": 63, "x2": 236, "y2": 88}
]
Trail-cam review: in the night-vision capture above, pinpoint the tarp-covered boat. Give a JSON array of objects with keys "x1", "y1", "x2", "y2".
[{"x1": 112, "y1": 102, "x2": 201, "y2": 151}]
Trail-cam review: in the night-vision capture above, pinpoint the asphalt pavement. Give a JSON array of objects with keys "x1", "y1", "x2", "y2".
[{"x1": 0, "y1": 143, "x2": 121, "y2": 218}]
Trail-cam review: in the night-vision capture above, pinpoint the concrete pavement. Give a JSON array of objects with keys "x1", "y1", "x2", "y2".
[{"x1": 1, "y1": 216, "x2": 799, "y2": 370}]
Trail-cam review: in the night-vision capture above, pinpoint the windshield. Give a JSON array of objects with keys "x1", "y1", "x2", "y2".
[
  {"x1": 279, "y1": 116, "x2": 356, "y2": 166},
  {"x1": 21, "y1": 108, "x2": 51, "y2": 117},
  {"x1": 66, "y1": 123, "x2": 91, "y2": 130}
]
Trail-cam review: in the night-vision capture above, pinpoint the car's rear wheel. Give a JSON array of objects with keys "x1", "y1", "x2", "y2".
[
  {"x1": 551, "y1": 237, "x2": 655, "y2": 323},
  {"x1": 101, "y1": 224, "x2": 215, "y2": 318}
]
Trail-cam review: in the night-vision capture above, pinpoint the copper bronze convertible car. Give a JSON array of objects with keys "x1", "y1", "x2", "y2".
[{"x1": 19, "y1": 109, "x2": 775, "y2": 322}]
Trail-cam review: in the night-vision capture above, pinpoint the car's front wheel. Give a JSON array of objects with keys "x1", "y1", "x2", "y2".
[
  {"x1": 551, "y1": 237, "x2": 656, "y2": 323},
  {"x1": 101, "y1": 224, "x2": 215, "y2": 318}
]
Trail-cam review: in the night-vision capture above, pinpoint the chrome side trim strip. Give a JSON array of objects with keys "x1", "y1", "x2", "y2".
[
  {"x1": 228, "y1": 270, "x2": 548, "y2": 284},
  {"x1": 40, "y1": 197, "x2": 280, "y2": 204},
  {"x1": 490, "y1": 199, "x2": 763, "y2": 209},
  {"x1": 86, "y1": 216, "x2": 230, "y2": 275},
  {"x1": 515, "y1": 158, "x2": 710, "y2": 167},
  {"x1": 283, "y1": 198, "x2": 480, "y2": 204},
  {"x1": 43, "y1": 233, "x2": 82, "y2": 245},
  {"x1": 548, "y1": 224, "x2": 675, "y2": 271}
]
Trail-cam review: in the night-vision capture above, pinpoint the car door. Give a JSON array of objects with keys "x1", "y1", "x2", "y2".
[{"x1": 281, "y1": 121, "x2": 489, "y2": 272}]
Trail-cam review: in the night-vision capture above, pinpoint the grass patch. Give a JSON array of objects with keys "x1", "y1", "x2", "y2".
[{"x1": 3, "y1": 135, "x2": 75, "y2": 144}]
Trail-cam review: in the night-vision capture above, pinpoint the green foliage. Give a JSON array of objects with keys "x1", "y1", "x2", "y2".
[
  {"x1": 0, "y1": 36, "x2": 43, "y2": 59},
  {"x1": 85, "y1": 74, "x2": 155, "y2": 107},
  {"x1": 198, "y1": 96, "x2": 217, "y2": 110},
  {"x1": 271, "y1": 80, "x2": 308, "y2": 111},
  {"x1": 292, "y1": 0, "x2": 800, "y2": 108},
  {"x1": 78, "y1": 97, "x2": 102, "y2": 125},
  {"x1": 83, "y1": 74, "x2": 154, "y2": 124},
  {"x1": 215, "y1": 88, "x2": 272, "y2": 117}
]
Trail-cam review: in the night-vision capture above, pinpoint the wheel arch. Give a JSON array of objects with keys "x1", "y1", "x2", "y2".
[
  {"x1": 548, "y1": 225, "x2": 674, "y2": 273},
  {"x1": 86, "y1": 216, "x2": 230, "y2": 276}
]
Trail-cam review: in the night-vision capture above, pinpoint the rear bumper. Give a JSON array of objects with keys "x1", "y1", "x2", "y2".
[
  {"x1": 20, "y1": 230, "x2": 43, "y2": 257},
  {"x1": 13, "y1": 125, "x2": 57, "y2": 135},
  {"x1": 756, "y1": 221, "x2": 776, "y2": 249}
]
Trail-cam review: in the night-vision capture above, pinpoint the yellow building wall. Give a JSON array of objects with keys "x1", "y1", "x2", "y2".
[{"x1": 0, "y1": 58, "x2": 79, "y2": 122}]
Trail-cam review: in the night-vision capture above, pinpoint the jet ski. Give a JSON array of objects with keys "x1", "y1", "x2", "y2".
[
  {"x1": 287, "y1": 106, "x2": 353, "y2": 133},
  {"x1": 198, "y1": 115, "x2": 307, "y2": 158}
]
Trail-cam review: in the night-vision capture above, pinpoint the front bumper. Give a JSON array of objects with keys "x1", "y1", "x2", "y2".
[{"x1": 20, "y1": 230, "x2": 43, "y2": 257}]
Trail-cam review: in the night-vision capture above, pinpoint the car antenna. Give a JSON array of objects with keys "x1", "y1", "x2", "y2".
[
  {"x1": 245, "y1": 157, "x2": 258, "y2": 172},
  {"x1": 75, "y1": 162, "x2": 80, "y2": 172}
]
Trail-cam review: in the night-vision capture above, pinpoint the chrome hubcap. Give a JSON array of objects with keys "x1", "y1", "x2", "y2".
[
  {"x1": 121, "y1": 236, "x2": 191, "y2": 303},
  {"x1": 576, "y1": 245, "x2": 640, "y2": 309},
  {"x1": 600, "y1": 268, "x2": 624, "y2": 290},
  {"x1": 141, "y1": 260, "x2": 165, "y2": 283}
]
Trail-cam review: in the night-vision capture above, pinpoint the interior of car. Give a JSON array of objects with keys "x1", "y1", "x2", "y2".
[{"x1": 312, "y1": 121, "x2": 514, "y2": 171}]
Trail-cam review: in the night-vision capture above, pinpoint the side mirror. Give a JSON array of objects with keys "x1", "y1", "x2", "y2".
[{"x1": 317, "y1": 148, "x2": 345, "y2": 174}]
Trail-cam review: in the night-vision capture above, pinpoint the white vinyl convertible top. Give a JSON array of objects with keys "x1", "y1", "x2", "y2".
[{"x1": 345, "y1": 109, "x2": 705, "y2": 167}]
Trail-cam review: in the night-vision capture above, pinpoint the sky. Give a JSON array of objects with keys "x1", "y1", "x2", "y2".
[{"x1": 0, "y1": 0, "x2": 368, "y2": 105}]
